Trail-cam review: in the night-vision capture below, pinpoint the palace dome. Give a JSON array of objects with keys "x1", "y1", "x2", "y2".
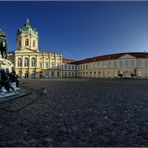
[{"x1": 17, "y1": 19, "x2": 38, "y2": 36}]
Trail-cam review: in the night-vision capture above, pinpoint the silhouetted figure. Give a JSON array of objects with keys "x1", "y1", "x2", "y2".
[{"x1": 0, "y1": 69, "x2": 15, "y2": 92}]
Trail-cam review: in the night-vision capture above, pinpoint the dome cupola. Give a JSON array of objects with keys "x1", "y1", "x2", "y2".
[
  {"x1": 17, "y1": 19, "x2": 38, "y2": 36},
  {"x1": 16, "y1": 19, "x2": 39, "y2": 51}
]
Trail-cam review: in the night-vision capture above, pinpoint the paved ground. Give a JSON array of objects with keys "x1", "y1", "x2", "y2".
[{"x1": 0, "y1": 78, "x2": 148, "y2": 147}]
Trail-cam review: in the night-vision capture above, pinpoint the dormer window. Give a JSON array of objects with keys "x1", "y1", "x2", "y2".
[{"x1": 25, "y1": 39, "x2": 29, "y2": 46}]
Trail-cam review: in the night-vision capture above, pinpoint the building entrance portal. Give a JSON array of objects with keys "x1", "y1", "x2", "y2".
[
  {"x1": 118, "y1": 70, "x2": 136, "y2": 78},
  {"x1": 124, "y1": 70, "x2": 131, "y2": 78}
]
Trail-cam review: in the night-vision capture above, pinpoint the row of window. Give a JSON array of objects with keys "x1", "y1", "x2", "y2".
[
  {"x1": 63, "y1": 64, "x2": 76, "y2": 70},
  {"x1": 19, "y1": 39, "x2": 36, "y2": 47},
  {"x1": 78, "y1": 59, "x2": 148, "y2": 70},
  {"x1": 18, "y1": 57, "x2": 61, "y2": 66},
  {"x1": 17, "y1": 58, "x2": 61, "y2": 68},
  {"x1": 18, "y1": 58, "x2": 36, "y2": 67},
  {"x1": 17, "y1": 58, "x2": 148, "y2": 69},
  {"x1": 62, "y1": 72, "x2": 76, "y2": 77},
  {"x1": 18, "y1": 71, "x2": 61, "y2": 78},
  {"x1": 77, "y1": 70, "x2": 145, "y2": 77},
  {"x1": 39, "y1": 63, "x2": 61, "y2": 69},
  {"x1": 17, "y1": 69, "x2": 148, "y2": 78},
  {"x1": 39, "y1": 57, "x2": 61, "y2": 61}
]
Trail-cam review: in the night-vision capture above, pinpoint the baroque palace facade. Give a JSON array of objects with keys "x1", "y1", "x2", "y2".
[
  {"x1": 15, "y1": 20, "x2": 62, "y2": 79},
  {"x1": 14, "y1": 20, "x2": 148, "y2": 79}
]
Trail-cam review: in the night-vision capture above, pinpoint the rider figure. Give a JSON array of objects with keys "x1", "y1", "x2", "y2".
[{"x1": 0, "y1": 29, "x2": 7, "y2": 59}]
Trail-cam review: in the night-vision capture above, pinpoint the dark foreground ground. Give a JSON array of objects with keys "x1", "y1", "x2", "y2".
[{"x1": 0, "y1": 78, "x2": 148, "y2": 147}]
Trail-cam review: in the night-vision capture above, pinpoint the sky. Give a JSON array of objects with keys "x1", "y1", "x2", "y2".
[{"x1": 0, "y1": 1, "x2": 148, "y2": 60}]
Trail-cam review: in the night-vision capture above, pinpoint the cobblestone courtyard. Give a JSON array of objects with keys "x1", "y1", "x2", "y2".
[{"x1": 0, "y1": 78, "x2": 148, "y2": 146}]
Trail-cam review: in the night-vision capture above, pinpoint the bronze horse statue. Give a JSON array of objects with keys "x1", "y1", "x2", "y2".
[{"x1": 0, "y1": 29, "x2": 7, "y2": 59}]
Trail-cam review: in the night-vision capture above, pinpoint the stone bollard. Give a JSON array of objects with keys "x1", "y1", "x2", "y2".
[{"x1": 42, "y1": 87, "x2": 47, "y2": 95}]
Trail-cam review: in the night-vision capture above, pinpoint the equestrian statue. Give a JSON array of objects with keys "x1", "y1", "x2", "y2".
[
  {"x1": 0, "y1": 29, "x2": 7, "y2": 59},
  {"x1": 0, "y1": 29, "x2": 18, "y2": 93}
]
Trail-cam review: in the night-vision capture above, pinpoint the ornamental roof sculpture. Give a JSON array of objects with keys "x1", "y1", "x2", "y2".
[{"x1": 17, "y1": 19, "x2": 38, "y2": 36}]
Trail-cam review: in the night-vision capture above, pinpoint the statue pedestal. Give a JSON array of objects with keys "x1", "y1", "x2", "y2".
[
  {"x1": 0, "y1": 56, "x2": 14, "y2": 72},
  {"x1": 0, "y1": 91, "x2": 19, "y2": 98},
  {"x1": 0, "y1": 82, "x2": 20, "y2": 98},
  {"x1": 0, "y1": 57, "x2": 20, "y2": 98}
]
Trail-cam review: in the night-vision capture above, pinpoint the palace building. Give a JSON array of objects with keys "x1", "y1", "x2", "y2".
[
  {"x1": 13, "y1": 20, "x2": 148, "y2": 79},
  {"x1": 15, "y1": 20, "x2": 62, "y2": 79},
  {"x1": 70, "y1": 52, "x2": 148, "y2": 79}
]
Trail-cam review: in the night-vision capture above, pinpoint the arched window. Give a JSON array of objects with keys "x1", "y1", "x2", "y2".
[
  {"x1": 24, "y1": 58, "x2": 29, "y2": 67},
  {"x1": 33, "y1": 40, "x2": 36, "y2": 47},
  {"x1": 32, "y1": 58, "x2": 36, "y2": 67},
  {"x1": 25, "y1": 39, "x2": 29, "y2": 46},
  {"x1": 18, "y1": 58, "x2": 22, "y2": 67}
]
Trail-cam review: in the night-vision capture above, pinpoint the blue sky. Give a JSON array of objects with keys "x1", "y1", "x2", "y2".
[{"x1": 0, "y1": 1, "x2": 148, "y2": 60}]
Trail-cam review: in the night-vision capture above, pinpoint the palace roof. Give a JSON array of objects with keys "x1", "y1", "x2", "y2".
[{"x1": 70, "y1": 52, "x2": 148, "y2": 65}]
